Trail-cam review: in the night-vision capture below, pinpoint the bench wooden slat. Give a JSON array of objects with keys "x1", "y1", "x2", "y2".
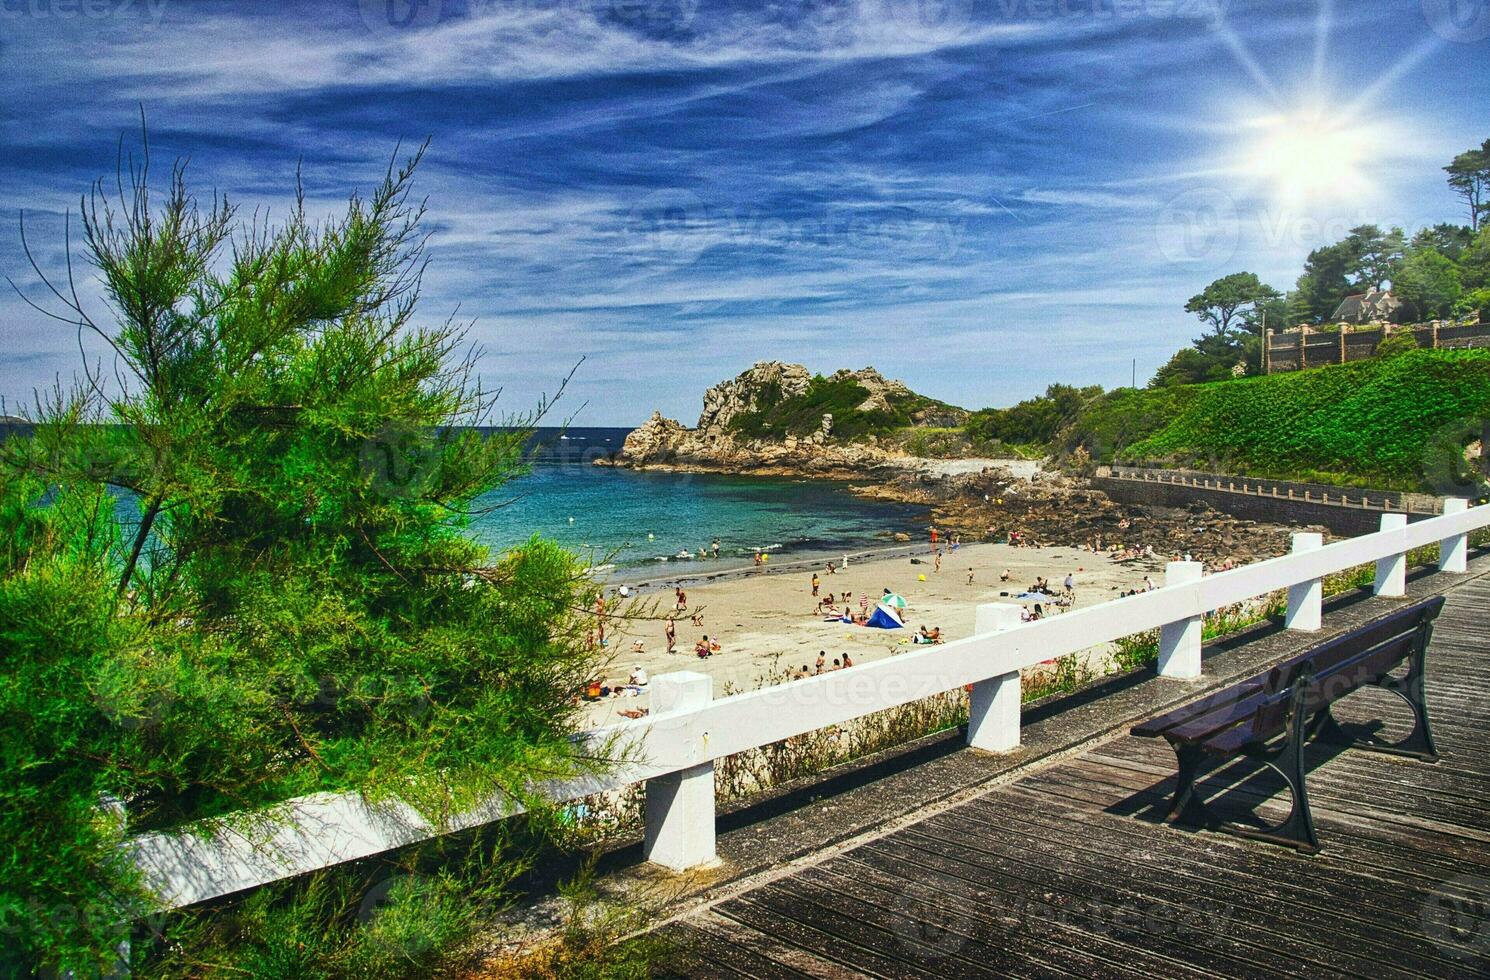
[
  {"x1": 1127, "y1": 595, "x2": 1445, "y2": 853},
  {"x1": 1131, "y1": 602, "x2": 1439, "y2": 740}
]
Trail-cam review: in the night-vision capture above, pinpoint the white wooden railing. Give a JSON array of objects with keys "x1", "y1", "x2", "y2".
[{"x1": 129, "y1": 498, "x2": 1485, "y2": 907}]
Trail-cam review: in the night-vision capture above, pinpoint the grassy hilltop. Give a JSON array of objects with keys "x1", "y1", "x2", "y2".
[{"x1": 1062, "y1": 349, "x2": 1490, "y2": 490}]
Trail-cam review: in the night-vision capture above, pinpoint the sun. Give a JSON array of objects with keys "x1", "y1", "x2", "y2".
[{"x1": 1238, "y1": 107, "x2": 1376, "y2": 204}]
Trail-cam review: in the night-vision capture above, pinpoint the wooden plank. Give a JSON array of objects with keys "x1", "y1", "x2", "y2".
[
  {"x1": 945, "y1": 794, "x2": 1474, "y2": 975},
  {"x1": 771, "y1": 874, "x2": 1068, "y2": 980},
  {"x1": 862, "y1": 832, "x2": 1318, "y2": 978},
  {"x1": 805, "y1": 855, "x2": 1159, "y2": 980},
  {"x1": 1020, "y1": 761, "x2": 1490, "y2": 885},
  {"x1": 899, "y1": 812, "x2": 1421, "y2": 980},
  {"x1": 662, "y1": 919, "x2": 814, "y2": 979},
  {"x1": 838, "y1": 844, "x2": 1222, "y2": 980},
  {"x1": 717, "y1": 888, "x2": 950, "y2": 979}
]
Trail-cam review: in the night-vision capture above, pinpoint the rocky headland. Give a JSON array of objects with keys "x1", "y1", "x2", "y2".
[
  {"x1": 597, "y1": 361, "x2": 969, "y2": 478},
  {"x1": 600, "y1": 362, "x2": 1321, "y2": 564}
]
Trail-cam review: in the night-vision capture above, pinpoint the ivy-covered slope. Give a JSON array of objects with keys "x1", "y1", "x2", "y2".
[{"x1": 1064, "y1": 349, "x2": 1490, "y2": 490}]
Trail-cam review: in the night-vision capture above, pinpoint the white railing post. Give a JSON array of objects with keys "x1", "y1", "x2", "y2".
[
  {"x1": 967, "y1": 604, "x2": 1024, "y2": 752},
  {"x1": 1286, "y1": 532, "x2": 1324, "y2": 631},
  {"x1": 1158, "y1": 561, "x2": 1204, "y2": 678},
  {"x1": 1374, "y1": 513, "x2": 1408, "y2": 597},
  {"x1": 643, "y1": 672, "x2": 716, "y2": 872},
  {"x1": 1441, "y1": 497, "x2": 1470, "y2": 573}
]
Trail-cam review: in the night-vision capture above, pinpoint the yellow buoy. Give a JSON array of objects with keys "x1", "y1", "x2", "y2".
[{"x1": 918, "y1": 574, "x2": 927, "y2": 581}]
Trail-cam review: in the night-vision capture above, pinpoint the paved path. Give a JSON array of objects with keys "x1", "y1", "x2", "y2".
[{"x1": 662, "y1": 576, "x2": 1490, "y2": 978}]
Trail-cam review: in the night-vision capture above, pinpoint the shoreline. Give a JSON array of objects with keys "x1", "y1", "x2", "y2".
[
  {"x1": 581, "y1": 538, "x2": 1166, "y2": 727},
  {"x1": 599, "y1": 539, "x2": 946, "y2": 591}
]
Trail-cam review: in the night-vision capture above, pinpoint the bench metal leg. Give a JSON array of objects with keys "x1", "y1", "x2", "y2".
[
  {"x1": 1163, "y1": 742, "x2": 1218, "y2": 830},
  {"x1": 1311, "y1": 627, "x2": 1439, "y2": 762},
  {"x1": 1235, "y1": 728, "x2": 1320, "y2": 854},
  {"x1": 1163, "y1": 696, "x2": 1321, "y2": 854}
]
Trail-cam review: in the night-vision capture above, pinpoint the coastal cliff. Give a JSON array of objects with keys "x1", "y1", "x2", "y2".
[{"x1": 599, "y1": 361, "x2": 967, "y2": 477}]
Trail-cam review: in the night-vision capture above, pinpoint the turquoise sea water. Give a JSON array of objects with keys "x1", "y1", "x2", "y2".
[{"x1": 467, "y1": 431, "x2": 928, "y2": 575}]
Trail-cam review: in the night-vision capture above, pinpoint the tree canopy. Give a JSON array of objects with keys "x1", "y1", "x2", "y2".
[
  {"x1": 1, "y1": 145, "x2": 606, "y2": 975},
  {"x1": 1182, "y1": 272, "x2": 1280, "y2": 336},
  {"x1": 1445, "y1": 138, "x2": 1490, "y2": 231}
]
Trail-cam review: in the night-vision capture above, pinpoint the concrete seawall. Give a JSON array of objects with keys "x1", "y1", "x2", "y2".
[{"x1": 1091, "y1": 474, "x2": 1437, "y2": 536}]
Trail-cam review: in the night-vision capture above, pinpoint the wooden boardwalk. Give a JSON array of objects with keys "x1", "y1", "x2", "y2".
[{"x1": 662, "y1": 577, "x2": 1490, "y2": 978}]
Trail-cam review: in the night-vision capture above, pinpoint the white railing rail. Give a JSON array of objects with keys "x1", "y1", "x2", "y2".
[{"x1": 129, "y1": 498, "x2": 1487, "y2": 907}]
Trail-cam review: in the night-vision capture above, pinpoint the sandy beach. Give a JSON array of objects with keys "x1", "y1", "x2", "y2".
[{"x1": 582, "y1": 540, "x2": 1165, "y2": 726}]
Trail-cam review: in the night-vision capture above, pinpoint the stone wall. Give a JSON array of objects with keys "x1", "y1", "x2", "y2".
[
  {"x1": 1092, "y1": 468, "x2": 1441, "y2": 536},
  {"x1": 1265, "y1": 322, "x2": 1490, "y2": 373}
]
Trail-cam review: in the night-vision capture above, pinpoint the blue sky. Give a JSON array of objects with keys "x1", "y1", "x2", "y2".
[{"x1": 0, "y1": 0, "x2": 1486, "y2": 424}]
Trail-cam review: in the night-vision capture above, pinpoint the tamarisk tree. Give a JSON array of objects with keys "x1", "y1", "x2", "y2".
[{"x1": 0, "y1": 143, "x2": 608, "y2": 974}]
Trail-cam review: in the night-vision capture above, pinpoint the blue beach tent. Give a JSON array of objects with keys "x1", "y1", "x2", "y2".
[{"x1": 865, "y1": 603, "x2": 905, "y2": 629}]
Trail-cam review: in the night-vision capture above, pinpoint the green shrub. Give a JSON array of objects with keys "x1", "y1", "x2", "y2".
[
  {"x1": 1374, "y1": 329, "x2": 1420, "y2": 358},
  {"x1": 1066, "y1": 349, "x2": 1490, "y2": 490},
  {"x1": 730, "y1": 374, "x2": 950, "y2": 441}
]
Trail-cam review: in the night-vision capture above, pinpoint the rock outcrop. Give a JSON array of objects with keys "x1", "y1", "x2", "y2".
[{"x1": 600, "y1": 361, "x2": 938, "y2": 477}]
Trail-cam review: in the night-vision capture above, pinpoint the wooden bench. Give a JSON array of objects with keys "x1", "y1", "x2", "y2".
[{"x1": 1132, "y1": 596, "x2": 1445, "y2": 853}]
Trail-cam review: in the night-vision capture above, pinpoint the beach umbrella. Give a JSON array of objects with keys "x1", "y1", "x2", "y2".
[{"x1": 881, "y1": 592, "x2": 907, "y2": 610}]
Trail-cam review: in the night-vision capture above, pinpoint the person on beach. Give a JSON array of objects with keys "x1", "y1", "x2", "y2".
[
  {"x1": 832, "y1": 658, "x2": 841, "y2": 670},
  {"x1": 664, "y1": 616, "x2": 676, "y2": 654},
  {"x1": 929, "y1": 525, "x2": 939, "y2": 550},
  {"x1": 695, "y1": 636, "x2": 712, "y2": 659},
  {"x1": 1064, "y1": 572, "x2": 1075, "y2": 598},
  {"x1": 811, "y1": 572, "x2": 820, "y2": 597},
  {"x1": 933, "y1": 551, "x2": 942, "y2": 574},
  {"x1": 712, "y1": 538, "x2": 720, "y2": 559},
  {"x1": 967, "y1": 568, "x2": 975, "y2": 585},
  {"x1": 826, "y1": 561, "x2": 836, "y2": 576},
  {"x1": 675, "y1": 587, "x2": 686, "y2": 613},
  {"x1": 815, "y1": 651, "x2": 826, "y2": 675},
  {"x1": 691, "y1": 609, "x2": 704, "y2": 627},
  {"x1": 999, "y1": 568, "x2": 1011, "y2": 582},
  {"x1": 842, "y1": 652, "x2": 853, "y2": 669}
]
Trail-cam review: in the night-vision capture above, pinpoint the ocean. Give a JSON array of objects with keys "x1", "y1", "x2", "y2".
[{"x1": 467, "y1": 427, "x2": 930, "y2": 577}]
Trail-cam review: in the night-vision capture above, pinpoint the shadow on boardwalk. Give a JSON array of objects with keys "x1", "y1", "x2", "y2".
[{"x1": 660, "y1": 574, "x2": 1490, "y2": 978}]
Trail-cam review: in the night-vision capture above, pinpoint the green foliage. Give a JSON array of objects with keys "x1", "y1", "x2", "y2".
[
  {"x1": 729, "y1": 374, "x2": 947, "y2": 441},
  {"x1": 964, "y1": 383, "x2": 1102, "y2": 448},
  {"x1": 1373, "y1": 329, "x2": 1420, "y2": 359},
  {"x1": 1460, "y1": 224, "x2": 1490, "y2": 292},
  {"x1": 1058, "y1": 384, "x2": 1202, "y2": 460},
  {"x1": 1183, "y1": 272, "x2": 1279, "y2": 336},
  {"x1": 1093, "y1": 349, "x2": 1490, "y2": 489},
  {"x1": 1394, "y1": 249, "x2": 1462, "y2": 320},
  {"x1": 1444, "y1": 137, "x2": 1490, "y2": 231},
  {"x1": 1150, "y1": 330, "x2": 1257, "y2": 386},
  {"x1": 1, "y1": 146, "x2": 607, "y2": 973}
]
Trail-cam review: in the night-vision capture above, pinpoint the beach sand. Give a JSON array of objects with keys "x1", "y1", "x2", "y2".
[{"x1": 582, "y1": 540, "x2": 1164, "y2": 726}]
